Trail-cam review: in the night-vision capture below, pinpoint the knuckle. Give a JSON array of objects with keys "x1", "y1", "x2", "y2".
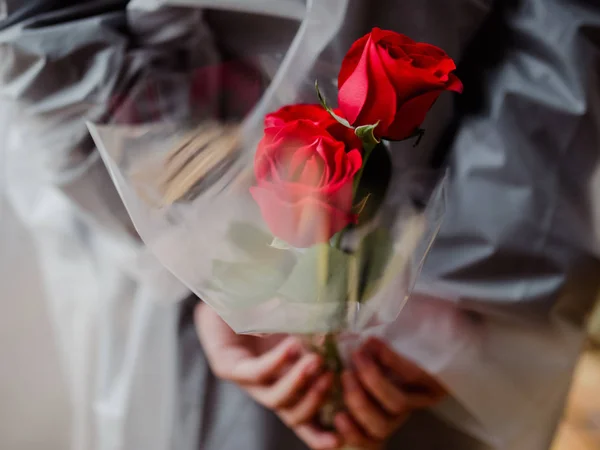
[
  {"x1": 210, "y1": 364, "x2": 230, "y2": 381},
  {"x1": 268, "y1": 391, "x2": 292, "y2": 410},
  {"x1": 388, "y1": 404, "x2": 405, "y2": 416},
  {"x1": 388, "y1": 398, "x2": 407, "y2": 416},
  {"x1": 302, "y1": 391, "x2": 320, "y2": 411},
  {"x1": 369, "y1": 424, "x2": 390, "y2": 441},
  {"x1": 312, "y1": 383, "x2": 329, "y2": 401},
  {"x1": 381, "y1": 393, "x2": 405, "y2": 416},
  {"x1": 279, "y1": 410, "x2": 297, "y2": 427},
  {"x1": 287, "y1": 400, "x2": 317, "y2": 426},
  {"x1": 285, "y1": 413, "x2": 303, "y2": 427},
  {"x1": 313, "y1": 443, "x2": 336, "y2": 450},
  {"x1": 362, "y1": 367, "x2": 381, "y2": 388},
  {"x1": 345, "y1": 390, "x2": 367, "y2": 411},
  {"x1": 252, "y1": 373, "x2": 267, "y2": 384},
  {"x1": 263, "y1": 396, "x2": 280, "y2": 410},
  {"x1": 357, "y1": 364, "x2": 373, "y2": 380},
  {"x1": 380, "y1": 350, "x2": 395, "y2": 368}
]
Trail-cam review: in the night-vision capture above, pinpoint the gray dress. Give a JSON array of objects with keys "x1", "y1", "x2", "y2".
[{"x1": 1, "y1": 1, "x2": 599, "y2": 449}]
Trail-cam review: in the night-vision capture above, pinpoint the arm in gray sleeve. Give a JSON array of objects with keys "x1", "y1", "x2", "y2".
[
  {"x1": 385, "y1": 1, "x2": 600, "y2": 448},
  {"x1": 0, "y1": 2, "x2": 219, "y2": 238},
  {"x1": 0, "y1": 5, "x2": 214, "y2": 450}
]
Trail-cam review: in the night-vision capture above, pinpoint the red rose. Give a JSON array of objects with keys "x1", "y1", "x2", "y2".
[
  {"x1": 250, "y1": 120, "x2": 362, "y2": 248},
  {"x1": 338, "y1": 28, "x2": 463, "y2": 140},
  {"x1": 265, "y1": 103, "x2": 361, "y2": 151}
]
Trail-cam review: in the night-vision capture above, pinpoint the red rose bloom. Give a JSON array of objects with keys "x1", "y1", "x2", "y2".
[
  {"x1": 250, "y1": 119, "x2": 362, "y2": 248},
  {"x1": 265, "y1": 103, "x2": 361, "y2": 151},
  {"x1": 338, "y1": 28, "x2": 463, "y2": 141}
]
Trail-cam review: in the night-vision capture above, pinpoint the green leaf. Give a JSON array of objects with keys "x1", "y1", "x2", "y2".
[
  {"x1": 329, "y1": 110, "x2": 353, "y2": 129},
  {"x1": 412, "y1": 128, "x2": 425, "y2": 147},
  {"x1": 227, "y1": 221, "x2": 283, "y2": 260},
  {"x1": 355, "y1": 123, "x2": 380, "y2": 151},
  {"x1": 213, "y1": 222, "x2": 298, "y2": 305},
  {"x1": 353, "y1": 143, "x2": 392, "y2": 226},
  {"x1": 314, "y1": 80, "x2": 353, "y2": 129},
  {"x1": 211, "y1": 259, "x2": 293, "y2": 304},
  {"x1": 352, "y1": 194, "x2": 371, "y2": 216},
  {"x1": 277, "y1": 244, "x2": 351, "y2": 305},
  {"x1": 270, "y1": 237, "x2": 292, "y2": 250},
  {"x1": 356, "y1": 228, "x2": 394, "y2": 302},
  {"x1": 383, "y1": 127, "x2": 426, "y2": 146},
  {"x1": 315, "y1": 80, "x2": 329, "y2": 109}
]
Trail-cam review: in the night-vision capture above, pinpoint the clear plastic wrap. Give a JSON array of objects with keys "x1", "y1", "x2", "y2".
[{"x1": 87, "y1": 52, "x2": 447, "y2": 335}]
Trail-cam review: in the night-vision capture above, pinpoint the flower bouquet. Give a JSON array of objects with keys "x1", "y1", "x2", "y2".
[{"x1": 88, "y1": 26, "x2": 461, "y2": 429}]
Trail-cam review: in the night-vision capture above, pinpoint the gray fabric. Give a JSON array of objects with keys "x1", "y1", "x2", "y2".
[{"x1": 1, "y1": 0, "x2": 600, "y2": 449}]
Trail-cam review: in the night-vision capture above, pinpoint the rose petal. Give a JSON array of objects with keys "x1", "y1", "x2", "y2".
[
  {"x1": 338, "y1": 40, "x2": 372, "y2": 123},
  {"x1": 338, "y1": 34, "x2": 370, "y2": 90},
  {"x1": 385, "y1": 90, "x2": 442, "y2": 141},
  {"x1": 446, "y1": 72, "x2": 464, "y2": 93},
  {"x1": 315, "y1": 138, "x2": 338, "y2": 183},
  {"x1": 288, "y1": 140, "x2": 319, "y2": 178},
  {"x1": 327, "y1": 111, "x2": 363, "y2": 151},
  {"x1": 297, "y1": 154, "x2": 325, "y2": 187},
  {"x1": 339, "y1": 35, "x2": 397, "y2": 132},
  {"x1": 345, "y1": 148, "x2": 363, "y2": 176},
  {"x1": 377, "y1": 48, "x2": 444, "y2": 100},
  {"x1": 410, "y1": 43, "x2": 448, "y2": 59},
  {"x1": 371, "y1": 27, "x2": 415, "y2": 46},
  {"x1": 255, "y1": 135, "x2": 283, "y2": 182},
  {"x1": 409, "y1": 54, "x2": 439, "y2": 69},
  {"x1": 265, "y1": 103, "x2": 332, "y2": 128},
  {"x1": 250, "y1": 186, "x2": 355, "y2": 248},
  {"x1": 264, "y1": 104, "x2": 361, "y2": 152}
]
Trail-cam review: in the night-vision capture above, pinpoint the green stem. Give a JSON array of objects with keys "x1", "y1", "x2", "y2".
[
  {"x1": 352, "y1": 143, "x2": 376, "y2": 198},
  {"x1": 332, "y1": 229, "x2": 345, "y2": 249},
  {"x1": 324, "y1": 333, "x2": 343, "y2": 373},
  {"x1": 319, "y1": 142, "x2": 377, "y2": 431},
  {"x1": 318, "y1": 333, "x2": 344, "y2": 429}
]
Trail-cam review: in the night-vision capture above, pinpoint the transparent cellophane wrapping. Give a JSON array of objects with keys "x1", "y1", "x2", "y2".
[{"x1": 88, "y1": 54, "x2": 447, "y2": 336}]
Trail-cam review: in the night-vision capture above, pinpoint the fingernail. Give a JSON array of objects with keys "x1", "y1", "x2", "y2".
[
  {"x1": 334, "y1": 413, "x2": 350, "y2": 431},
  {"x1": 316, "y1": 374, "x2": 331, "y2": 390},
  {"x1": 353, "y1": 351, "x2": 370, "y2": 367},
  {"x1": 306, "y1": 358, "x2": 322, "y2": 375},
  {"x1": 322, "y1": 435, "x2": 340, "y2": 448},
  {"x1": 285, "y1": 337, "x2": 301, "y2": 355},
  {"x1": 286, "y1": 345, "x2": 300, "y2": 359},
  {"x1": 364, "y1": 336, "x2": 379, "y2": 351},
  {"x1": 342, "y1": 372, "x2": 358, "y2": 391}
]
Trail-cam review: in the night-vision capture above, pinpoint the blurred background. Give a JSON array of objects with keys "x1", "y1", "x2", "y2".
[{"x1": 1, "y1": 1, "x2": 600, "y2": 450}]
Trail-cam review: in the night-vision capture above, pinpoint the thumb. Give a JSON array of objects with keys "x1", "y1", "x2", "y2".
[{"x1": 231, "y1": 336, "x2": 302, "y2": 384}]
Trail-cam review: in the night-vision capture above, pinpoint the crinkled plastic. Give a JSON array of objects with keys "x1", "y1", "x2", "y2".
[
  {"x1": 4, "y1": 1, "x2": 598, "y2": 450},
  {"x1": 87, "y1": 38, "x2": 447, "y2": 335}
]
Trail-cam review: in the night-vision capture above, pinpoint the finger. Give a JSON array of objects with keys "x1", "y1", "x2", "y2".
[
  {"x1": 341, "y1": 371, "x2": 393, "y2": 440},
  {"x1": 231, "y1": 336, "x2": 302, "y2": 384},
  {"x1": 364, "y1": 338, "x2": 426, "y2": 383},
  {"x1": 403, "y1": 390, "x2": 447, "y2": 409},
  {"x1": 334, "y1": 412, "x2": 377, "y2": 449},
  {"x1": 256, "y1": 353, "x2": 322, "y2": 409},
  {"x1": 352, "y1": 349, "x2": 408, "y2": 416},
  {"x1": 280, "y1": 372, "x2": 333, "y2": 426},
  {"x1": 295, "y1": 424, "x2": 341, "y2": 450},
  {"x1": 366, "y1": 337, "x2": 445, "y2": 396},
  {"x1": 195, "y1": 303, "x2": 258, "y2": 379}
]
